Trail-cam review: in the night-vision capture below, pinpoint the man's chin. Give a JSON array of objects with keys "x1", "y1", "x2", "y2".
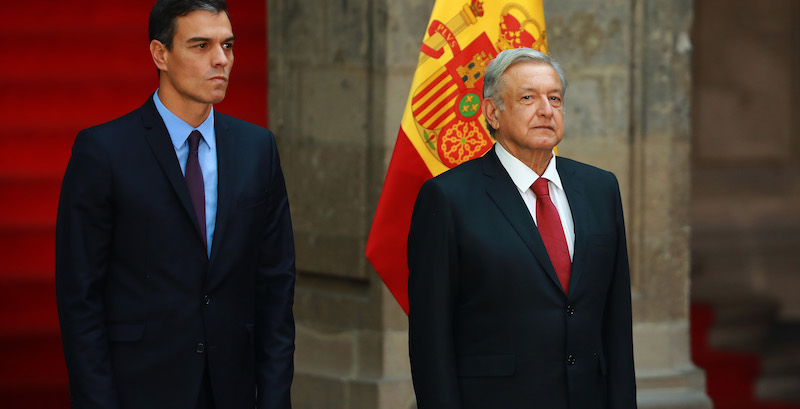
[
  {"x1": 208, "y1": 91, "x2": 227, "y2": 105},
  {"x1": 527, "y1": 134, "x2": 561, "y2": 149}
]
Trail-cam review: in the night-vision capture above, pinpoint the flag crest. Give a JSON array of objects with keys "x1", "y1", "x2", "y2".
[{"x1": 406, "y1": 0, "x2": 548, "y2": 177}]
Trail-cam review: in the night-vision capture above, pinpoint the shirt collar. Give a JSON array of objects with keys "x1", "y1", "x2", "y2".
[
  {"x1": 153, "y1": 90, "x2": 216, "y2": 150},
  {"x1": 494, "y1": 142, "x2": 563, "y2": 192}
]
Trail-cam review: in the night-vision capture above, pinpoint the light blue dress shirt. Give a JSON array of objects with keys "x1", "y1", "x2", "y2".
[{"x1": 153, "y1": 91, "x2": 218, "y2": 256}]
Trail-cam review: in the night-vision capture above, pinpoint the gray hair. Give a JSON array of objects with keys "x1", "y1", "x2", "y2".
[{"x1": 482, "y1": 48, "x2": 567, "y2": 137}]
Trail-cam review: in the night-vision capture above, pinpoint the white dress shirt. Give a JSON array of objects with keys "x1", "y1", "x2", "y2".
[{"x1": 494, "y1": 143, "x2": 575, "y2": 260}]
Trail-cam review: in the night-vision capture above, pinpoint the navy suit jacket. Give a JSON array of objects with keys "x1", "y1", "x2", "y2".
[
  {"x1": 408, "y1": 146, "x2": 636, "y2": 409},
  {"x1": 56, "y1": 97, "x2": 295, "y2": 409}
]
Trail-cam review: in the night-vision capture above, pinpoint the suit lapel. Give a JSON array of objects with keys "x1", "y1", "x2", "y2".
[
  {"x1": 557, "y1": 157, "x2": 589, "y2": 295},
  {"x1": 139, "y1": 98, "x2": 204, "y2": 242},
  {"x1": 481, "y1": 147, "x2": 565, "y2": 294},
  {"x1": 209, "y1": 113, "x2": 233, "y2": 266}
]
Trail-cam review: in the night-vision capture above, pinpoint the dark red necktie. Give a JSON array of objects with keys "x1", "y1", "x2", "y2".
[
  {"x1": 185, "y1": 130, "x2": 206, "y2": 248},
  {"x1": 532, "y1": 177, "x2": 571, "y2": 295}
]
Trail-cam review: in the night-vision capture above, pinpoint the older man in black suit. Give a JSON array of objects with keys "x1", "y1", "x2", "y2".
[
  {"x1": 55, "y1": 1, "x2": 295, "y2": 408},
  {"x1": 408, "y1": 48, "x2": 637, "y2": 409}
]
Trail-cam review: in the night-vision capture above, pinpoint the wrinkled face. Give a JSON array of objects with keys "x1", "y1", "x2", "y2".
[
  {"x1": 156, "y1": 10, "x2": 235, "y2": 106},
  {"x1": 489, "y1": 62, "x2": 564, "y2": 156}
]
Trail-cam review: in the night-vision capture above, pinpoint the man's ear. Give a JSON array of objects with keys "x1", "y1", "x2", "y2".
[
  {"x1": 482, "y1": 98, "x2": 501, "y2": 131},
  {"x1": 150, "y1": 40, "x2": 168, "y2": 72}
]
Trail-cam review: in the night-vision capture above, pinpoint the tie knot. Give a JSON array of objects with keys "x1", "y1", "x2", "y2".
[
  {"x1": 188, "y1": 130, "x2": 202, "y2": 152},
  {"x1": 532, "y1": 177, "x2": 549, "y2": 197}
]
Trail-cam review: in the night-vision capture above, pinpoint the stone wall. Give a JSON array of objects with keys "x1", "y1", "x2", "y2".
[
  {"x1": 691, "y1": 0, "x2": 800, "y2": 320},
  {"x1": 268, "y1": 0, "x2": 710, "y2": 407}
]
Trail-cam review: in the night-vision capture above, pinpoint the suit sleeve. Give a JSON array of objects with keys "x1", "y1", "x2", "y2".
[
  {"x1": 55, "y1": 130, "x2": 121, "y2": 409},
  {"x1": 255, "y1": 131, "x2": 296, "y2": 409},
  {"x1": 407, "y1": 180, "x2": 463, "y2": 409},
  {"x1": 602, "y1": 174, "x2": 638, "y2": 408}
]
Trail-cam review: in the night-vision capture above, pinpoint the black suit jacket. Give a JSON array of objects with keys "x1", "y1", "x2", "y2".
[
  {"x1": 408, "y1": 146, "x2": 636, "y2": 409},
  {"x1": 56, "y1": 97, "x2": 295, "y2": 409}
]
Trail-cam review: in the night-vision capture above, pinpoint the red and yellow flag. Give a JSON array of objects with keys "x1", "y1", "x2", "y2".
[{"x1": 366, "y1": 0, "x2": 549, "y2": 313}]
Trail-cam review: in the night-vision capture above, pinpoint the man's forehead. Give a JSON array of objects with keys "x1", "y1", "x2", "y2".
[
  {"x1": 174, "y1": 10, "x2": 232, "y2": 37},
  {"x1": 503, "y1": 63, "x2": 561, "y2": 89}
]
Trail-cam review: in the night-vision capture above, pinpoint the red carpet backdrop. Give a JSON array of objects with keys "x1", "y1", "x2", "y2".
[
  {"x1": 692, "y1": 305, "x2": 800, "y2": 409},
  {"x1": 0, "y1": 1, "x2": 265, "y2": 407}
]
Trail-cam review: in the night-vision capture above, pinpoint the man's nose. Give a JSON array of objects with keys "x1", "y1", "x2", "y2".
[
  {"x1": 211, "y1": 46, "x2": 230, "y2": 67},
  {"x1": 537, "y1": 96, "x2": 554, "y2": 117}
]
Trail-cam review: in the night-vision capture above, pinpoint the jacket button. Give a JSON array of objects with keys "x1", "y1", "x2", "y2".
[
  {"x1": 567, "y1": 354, "x2": 576, "y2": 365},
  {"x1": 204, "y1": 295, "x2": 211, "y2": 305},
  {"x1": 196, "y1": 343, "x2": 206, "y2": 353},
  {"x1": 566, "y1": 305, "x2": 575, "y2": 316}
]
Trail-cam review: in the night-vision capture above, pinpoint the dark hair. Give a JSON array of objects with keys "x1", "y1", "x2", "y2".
[{"x1": 149, "y1": 0, "x2": 229, "y2": 49}]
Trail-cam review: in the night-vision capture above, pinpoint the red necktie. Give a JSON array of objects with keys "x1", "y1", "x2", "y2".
[
  {"x1": 186, "y1": 130, "x2": 206, "y2": 248},
  {"x1": 532, "y1": 177, "x2": 571, "y2": 295}
]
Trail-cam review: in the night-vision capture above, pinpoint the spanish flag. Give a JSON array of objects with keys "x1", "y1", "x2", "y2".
[{"x1": 366, "y1": 0, "x2": 549, "y2": 313}]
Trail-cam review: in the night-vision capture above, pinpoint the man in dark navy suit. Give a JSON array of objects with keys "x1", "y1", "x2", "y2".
[
  {"x1": 408, "y1": 48, "x2": 637, "y2": 409},
  {"x1": 56, "y1": 1, "x2": 295, "y2": 408}
]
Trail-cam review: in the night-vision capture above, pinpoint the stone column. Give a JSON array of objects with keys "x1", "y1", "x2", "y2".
[
  {"x1": 546, "y1": 0, "x2": 710, "y2": 407},
  {"x1": 268, "y1": 0, "x2": 429, "y2": 407}
]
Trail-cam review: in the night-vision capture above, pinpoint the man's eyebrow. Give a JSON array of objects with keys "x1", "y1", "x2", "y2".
[
  {"x1": 518, "y1": 87, "x2": 563, "y2": 94},
  {"x1": 187, "y1": 36, "x2": 236, "y2": 43}
]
